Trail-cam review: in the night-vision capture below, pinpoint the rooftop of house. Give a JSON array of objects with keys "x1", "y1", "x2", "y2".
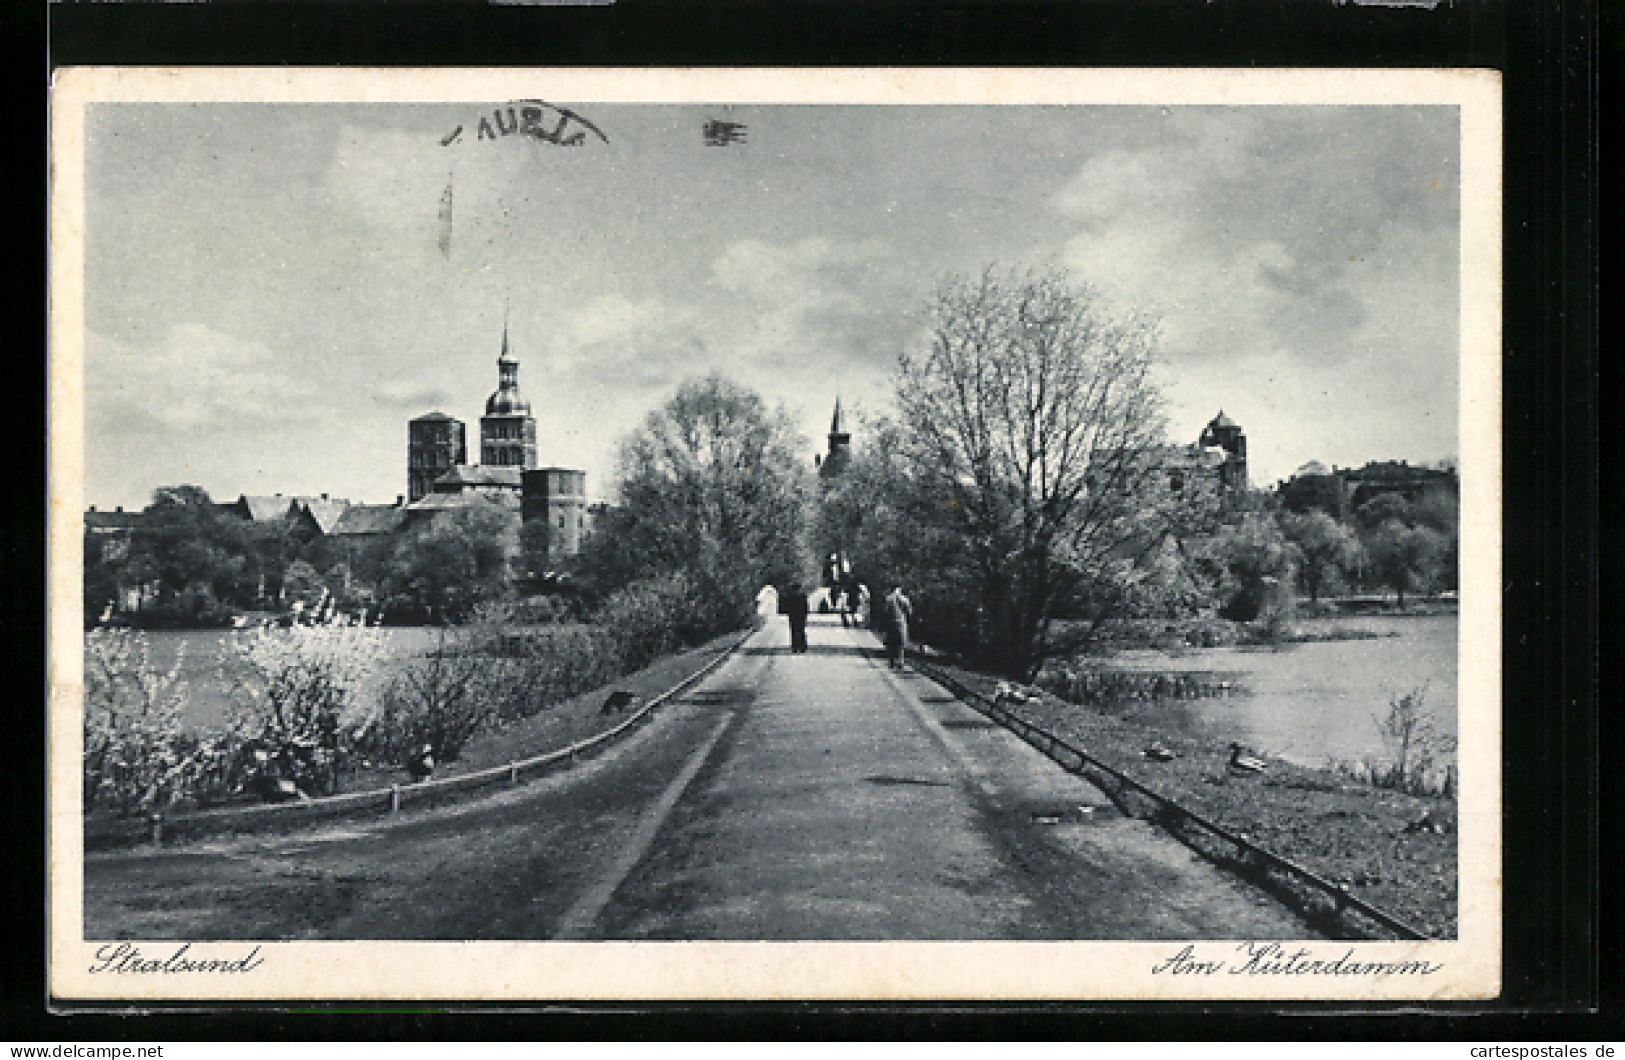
[
  {"x1": 432, "y1": 465, "x2": 523, "y2": 489},
  {"x1": 330, "y1": 504, "x2": 409, "y2": 537}
]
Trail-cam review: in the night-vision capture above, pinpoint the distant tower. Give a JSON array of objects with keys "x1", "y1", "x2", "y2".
[
  {"x1": 522, "y1": 468, "x2": 588, "y2": 560},
  {"x1": 1199, "y1": 410, "x2": 1249, "y2": 492},
  {"x1": 408, "y1": 412, "x2": 467, "y2": 502},
  {"x1": 819, "y1": 397, "x2": 852, "y2": 481},
  {"x1": 480, "y1": 317, "x2": 539, "y2": 470}
]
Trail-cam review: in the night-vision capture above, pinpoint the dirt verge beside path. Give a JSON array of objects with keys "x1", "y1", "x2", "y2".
[{"x1": 923, "y1": 657, "x2": 1458, "y2": 940}]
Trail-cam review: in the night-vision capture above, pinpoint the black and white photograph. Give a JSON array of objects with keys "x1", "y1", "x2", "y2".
[{"x1": 49, "y1": 68, "x2": 1501, "y2": 1002}]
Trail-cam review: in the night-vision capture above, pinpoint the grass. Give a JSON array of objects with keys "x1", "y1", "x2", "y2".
[{"x1": 924, "y1": 656, "x2": 1458, "y2": 939}]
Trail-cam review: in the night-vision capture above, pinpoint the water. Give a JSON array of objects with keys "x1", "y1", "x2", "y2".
[
  {"x1": 83, "y1": 627, "x2": 447, "y2": 731},
  {"x1": 1084, "y1": 615, "x2": 1457, "y2": 771}
]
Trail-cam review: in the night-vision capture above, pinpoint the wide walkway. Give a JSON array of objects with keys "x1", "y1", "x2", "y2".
[
  {"x1": 592, "y1": 614, "x2": 1311, "y2": 940},
  {"x1": 83, "y1": 613, "x2": 1315, "y2": 941}
]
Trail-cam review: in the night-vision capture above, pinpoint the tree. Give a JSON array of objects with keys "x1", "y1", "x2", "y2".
[
  {"x1": 384, "y1": 503, "x2": 518, "y2": 622},
  {"x1": 604, "y1": 374, "x2": 811, "y2": 630},
  {"x1": 891, "y1": 267, "x2": 1193, "y2": 680},
  {"x1": 1365, "y1": 518, "x2": 1445, "y2": 608},
  {"x1": 282, "y1": 559, "x2": 328, "y2": 611},
  {"x1": 1196, "y1": 513, "x2": 1298, "y2": 623},
  {"x1": 231, "y1": 615, "x2": 385, "y2": 795},
  {"x1": 1282, "y1": 510, "x2": 1364, "y2": 604}
]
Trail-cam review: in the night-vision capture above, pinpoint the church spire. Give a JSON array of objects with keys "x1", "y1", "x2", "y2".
[
  {"x1": 498, "y1": 296, "x2": 516, "y2": 366},
  {"x1": 821, "y1": 396, "x2": 852, "y2": 480}
]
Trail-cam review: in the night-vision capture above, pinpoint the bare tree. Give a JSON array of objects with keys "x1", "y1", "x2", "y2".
[{"x1": 895, "y1": 268, "x2": 1199, "y2": 679}]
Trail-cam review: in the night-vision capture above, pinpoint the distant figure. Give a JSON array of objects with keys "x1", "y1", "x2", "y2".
[
  {"x1": 883, "y1": 586, "x2": 913, "y2": 669},
  {"x1": 407, "y1": 743, "x2": 436, "y2": 781},
  {"x1": 782, "y1": 582, "x2": 810, "y2": 654},
  {"x1": 838, "y1": 572, "x2": 861, "y2": 628},
  {"x1": 756, "y1": 584, "x2": 779, "y2": 617}
]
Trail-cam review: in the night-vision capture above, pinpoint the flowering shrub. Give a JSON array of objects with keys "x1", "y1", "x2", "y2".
[
  {"x1": 83, "y1": 629, "x2": 209, "y2": 815},
  {"x1": 229, "y1": 615, "x2": 386, "y2": 797}
]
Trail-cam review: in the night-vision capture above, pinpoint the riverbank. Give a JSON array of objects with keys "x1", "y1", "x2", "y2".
[
  {"x1": 83, "y1": 625, "x2": 754, "y2": 839},
  {"x1": 923, "y1": 657, "x2": 1458, "y2": 939},
  {"x1": 346, "y1": 627, "x2": 749, "y2": 792},
  {"x1": 1076, "y1": 599, "x2": 1458, "y2": 653}
]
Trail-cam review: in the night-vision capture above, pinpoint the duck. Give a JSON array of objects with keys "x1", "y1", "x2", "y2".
[
  {"x1": 240, "y1": 750, "x2": 309, "y2": 803},
  {"x1": 406, "y1": 743, "x2": 436, "y2": 782},
  {"x1": 1404, "y1": 810, "x2": 1448, "y2": 834},
  {"x1": 1227, "y1": 743, "x2": 1267, "y2": 775},
  {"x1": 993, "y1": 681, "x2": 1034, "y2": 706},
  {"x1": 1143, "y1": 743, "x2": 1177, "y2": 762}
]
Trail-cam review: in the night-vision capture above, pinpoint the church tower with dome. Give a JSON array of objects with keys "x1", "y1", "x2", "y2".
[{"x1": 479, "y1": 321, "x2": 538, "y2": 470}]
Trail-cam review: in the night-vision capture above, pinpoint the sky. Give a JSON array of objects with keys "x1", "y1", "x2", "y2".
[{"x1": 81, "y1": 103, "x2": 1461, "y2": 511}]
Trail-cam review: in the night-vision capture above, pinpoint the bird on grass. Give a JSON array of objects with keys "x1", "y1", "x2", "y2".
[
  {"x1": 1143, "y1": 743, "x2": 1177, "y2": 762},
  {"x1": 1227, "y1": 743, "x2": 1268, "y2": 775},
  {"x1": 600, "y1": 690, "x2": 639, "y2": 715},
  {"x1": 239, "y1": 749, "x2": 310, "y2": 804},
  {"x1": 1404, "y1": 811, "x2": 1448, "y2": 834},
  {"x1": 406, "y1": 743, "x2": 436, "y2": 782},
  {"x1": 993, "y1": 681, "x2": 1035, "y2": 706}
]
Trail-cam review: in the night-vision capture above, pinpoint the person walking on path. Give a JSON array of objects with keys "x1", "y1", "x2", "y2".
[
  {"x1": 783, "y1": 582, "x2": 810, "y2": 654},
  {"x1": 883, "y1": 585, "x2": 913, "y2": 669}
]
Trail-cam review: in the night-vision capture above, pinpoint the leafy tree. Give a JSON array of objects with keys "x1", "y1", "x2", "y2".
[
  {"x1": 124, "y1": 486, "x2": 261, "y2": 612},
  {"x1": 1353, "y1": 492, "x2": 1413, "y2": 533},
  {"x1": 1282, "y1": 510, "x2": 1365, "y2": 603},
  {"x1": 888, "y1": 267, "x2": 1199, "y2": 679},
  {"x1": 603, "y1": 374, "x2": 811, "y2": 630},
  {"x1": 384, "y1": 503, "x2": 518, "y2": 622},
  {"x1": 1194, "y1": 512, "x2": 1299, "y2": 622},
  {"x1": 84, "y1": 533, "x2": 123, "y2": 626},
  {"x1": 282, "y1": 559, "x2": 328, "y2": 610},
  {"x1": 1365, "y1": 518, "x2": 1445, "y2": 608}
]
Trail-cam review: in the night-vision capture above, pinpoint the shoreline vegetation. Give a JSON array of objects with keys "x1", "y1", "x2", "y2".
[
  {"x1": 925, "y1": 644, "x2": 1459, "y2": 940},
  {"x1": 81, "y1": 575, "x2": 759, "y2": 827}
]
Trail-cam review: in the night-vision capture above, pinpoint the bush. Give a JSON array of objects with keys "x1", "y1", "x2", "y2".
[
  {"x1": 124, "y1": 585, "x2": 238, "y2": 630},
  {"x1": 229, "y1": 615, "x2": 386, "y2": 796},
  {"x1": 1364, "y1": 684, "x2": 1456, "y2": 797},
  {"x1": 82, "y1": 628, "x2": 244, "y2": 815},
  {"x1": 352, "y1": 630, "x2": 496, "y2": 770},
  {"x1": 594, "y1": 572, "x2": 736, "y2": 673},
  {"x1": 482, "y1": 625, "x2": 621, "y2": 724}
]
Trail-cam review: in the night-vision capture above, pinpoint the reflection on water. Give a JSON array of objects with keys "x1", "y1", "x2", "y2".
[{"x1": 1090, "y1": 615, "x2": 1457, "y2": 769}]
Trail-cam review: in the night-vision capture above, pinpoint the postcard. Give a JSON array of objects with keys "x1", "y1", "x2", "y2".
[{"x1": 49, "y1": 67, "x2": 1501, "y2": 1001}]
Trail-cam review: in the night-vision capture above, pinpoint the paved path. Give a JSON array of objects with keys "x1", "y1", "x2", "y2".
[{"x1": 83, "y1": 614, "x2": 1315, "y2": 941}]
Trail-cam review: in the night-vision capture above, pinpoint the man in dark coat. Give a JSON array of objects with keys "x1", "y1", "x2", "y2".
[
  {"x1": 883, "y1": 585, "x2": 913, "y2": 668},
  {"x1": 782, "y1": 582, "x2": 810, "y2": 654}
]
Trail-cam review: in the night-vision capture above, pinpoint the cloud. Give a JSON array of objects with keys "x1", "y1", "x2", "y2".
[
  {"x1": 372, "y1": 381, "x2": 454, "y2": 411},
  {"x1": 1055, "y1": 108, "x2": 1458, "y2": 369},
  {"x1": 708, "y1": 236, "x2": 923, "y2": 373},
  {"x1": 88, "y1": 323, "x2": 327, "y2": 435}
]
